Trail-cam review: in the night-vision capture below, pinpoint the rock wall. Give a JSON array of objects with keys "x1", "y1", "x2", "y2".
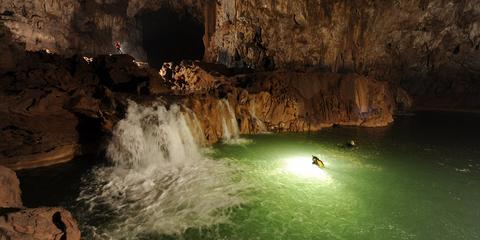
[
  {"x1": 207, "y1": 0, "x2": 480, "y2": 109},
  {"x1": 0, "y1": 52, "x2": 406, "y2": 167},
  {"x1": 0, "y1": 0, "x2": 206, "y2": 59},
  {"x1": 1, "y1": 0, "x2": 478, "y2": 109},
  {"x1": 184, "y1": 70, "x2": 400, "y2": 143},
  {"x1": 0, "y1": 52, "x2": 146, "y2": 170}
]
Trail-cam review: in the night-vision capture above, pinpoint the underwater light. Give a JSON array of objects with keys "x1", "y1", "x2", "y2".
[{"x1": 283, "y1": 156, "x2": 331, "y2": 181}]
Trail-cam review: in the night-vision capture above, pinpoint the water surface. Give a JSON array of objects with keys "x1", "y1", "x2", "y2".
[{"x1": 19, "y1": 112, "x2": 480, "y2": 239}]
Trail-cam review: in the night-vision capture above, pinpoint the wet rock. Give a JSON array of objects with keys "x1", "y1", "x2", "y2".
[
  {"x1": 183, "y1": 70, "x2": 398, "y2": 143},
  {"x1": 0, "y1": 166, "x2": 22, "y2": 208},
  {"x1": 0, "y1": 166, "x2": 81, "y2": 239},
  {"x1": 0, "y1": 50, "x2": 404, "y2": 165},
  {"x1": 0, "y1": 207, "x2": 81, "y2": 240},
  {"x1": 235, "y1": 71, "x2": 395, "y2": 129}
]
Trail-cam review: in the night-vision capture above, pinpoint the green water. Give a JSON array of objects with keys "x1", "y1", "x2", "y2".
[{"x1": 19, "y1": 112, "x2": 480, "y2": 239}]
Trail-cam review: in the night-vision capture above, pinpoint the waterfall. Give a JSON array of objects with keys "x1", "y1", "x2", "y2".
[
  {"x1": 248, "y1": 99, "x2": 268, "y2": 133},
  {"x1": 183, "y1": 108, "x2": 206, "y2": 146},
  {"x1": 219, "y1": 99, "x2": 241, "y2": 142},
  {"x1": 77, "y1": 100, "x2": 247, "y2": 239}
]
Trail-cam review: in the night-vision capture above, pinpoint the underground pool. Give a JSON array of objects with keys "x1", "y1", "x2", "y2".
[{"x1": 18, "y1": 111, "x2": 480, "y2": 240}]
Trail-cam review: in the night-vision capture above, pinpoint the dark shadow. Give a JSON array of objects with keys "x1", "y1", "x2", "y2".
[{"x1": 138, "y1": 8, "x2": 205, "y2": 69}]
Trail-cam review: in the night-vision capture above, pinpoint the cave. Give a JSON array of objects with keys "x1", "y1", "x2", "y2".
[
  {"x1": 2, "y1": 1, "x2": 480, "y2": 240},
  {"x1": 138, "y1": 8, "x2": 205, "y2": 69}
]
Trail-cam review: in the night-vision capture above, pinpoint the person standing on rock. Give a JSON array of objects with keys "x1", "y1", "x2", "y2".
[{"x1": 114, "y1": 41, "x2": 123, "y2": 54}]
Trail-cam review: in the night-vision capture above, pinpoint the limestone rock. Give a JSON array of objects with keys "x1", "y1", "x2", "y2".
[
  {"x1": 0, "y1": 207, "x2": 81, "y2": 240},
  {"x1": 184, "y1": 70, "x2": 397, "y2": 143},
  {"x1": 67, "y1": 90, "x2": 101, "y2": 119},
  {"x1": 0, "y1": 166, "x2": 81, "y2": 239},
  {"x1": 159, "y1": 61, "x2": 228, "y2": 93},
  {"x1": 0, "y1": 50, "x2": 404, "y2": 165},
  {"x1": 0, "y1": 52, "x2": 105, "y2": 169},
  {"x1": 0, "y1": 57, "x2": 80, "y2": 169},
  {"x1": 1, "y1": 0, "x2": 478, "y2": 109},
  {"x1": 0, "y1": 166, "x2": 22, "y2": 208},
  {"x1": 95, "y1": 54, "x2": 149, "y2": 92}
]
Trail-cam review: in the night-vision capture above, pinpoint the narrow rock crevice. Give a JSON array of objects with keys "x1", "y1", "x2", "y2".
[{"x1": 52, "y1": 211, "x2": 67, "y2": 240}]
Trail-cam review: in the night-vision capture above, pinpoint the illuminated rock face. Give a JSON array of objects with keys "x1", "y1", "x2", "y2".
[
  {"x1": 1, "y1": 0, "x2": 478, "y2": 109},
  {"x1": 0, "y1": 52, "x2": 405, "y2": 165},
  {"x1": 206, "y1": 0, "x2": 480, "y2": 109},
  {"x1": 184, "y1": 70, "x2": 402, "y2": 144}
]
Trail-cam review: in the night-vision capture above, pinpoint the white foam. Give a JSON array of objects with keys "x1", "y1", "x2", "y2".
[
  {"x1": 77, "y1": 101, "x2": 247, "y2": 239},
  {"x1": 218, "y1": 99, "x2": 252, "y2": 145}
]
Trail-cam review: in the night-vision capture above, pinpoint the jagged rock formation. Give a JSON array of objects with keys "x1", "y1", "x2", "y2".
[
  {"x1": 0, "y1": 52, "x2": 407, "y2": 167},
  {"x1": 0, "y1": 165, "x2": 81, "y2": 240},
  {"x1": 207, "y1": 0, "x2": 480, "y2": 110},
  {"x1": 159, "y1": 61, "x2": 230, "y2": 93},
  {"x1": 184, "y1": 70, "x2": 404, "y2": 143},
  {"x1": 0, "y1": 0, "x2": 479, "y2": 110}
]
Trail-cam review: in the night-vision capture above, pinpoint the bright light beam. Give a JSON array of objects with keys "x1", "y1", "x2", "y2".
[{"x1": 283, "y1": 156, "x2": 332, "y2": 181}]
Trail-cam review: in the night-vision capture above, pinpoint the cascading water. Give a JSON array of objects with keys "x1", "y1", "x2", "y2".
[
  {"x1": 219, "y1": 99, "x2": 241, "y2": 143},
  {"x1": 76, "y1": 100, "x2": 247, "y2": 239},
  {"x1": 183, "y1": 108, "x2": 206, "y2": 146},
  {"x1": 248, "y1": 99, "x2": 268, "y2": 133}
]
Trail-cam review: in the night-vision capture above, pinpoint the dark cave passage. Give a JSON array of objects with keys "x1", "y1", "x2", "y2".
[{"x1": 138, "y1": 9, "x2": 205, "y2": 69}]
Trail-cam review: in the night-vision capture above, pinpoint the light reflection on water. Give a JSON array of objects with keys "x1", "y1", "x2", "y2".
[
  {"x1": 282, "y1": 156, "x2": 333, "y2": 182},
  {"x1": 17, "y1": 112, "x2": 480, "y2": 240}
]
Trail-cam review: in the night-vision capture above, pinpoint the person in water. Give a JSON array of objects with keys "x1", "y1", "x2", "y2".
[
  {"x1": 346, "y1": 140, "x2": 356, "y2": 147},
  {"x1": 312, "y1": 155, "x2": 325, "y2": 168}
]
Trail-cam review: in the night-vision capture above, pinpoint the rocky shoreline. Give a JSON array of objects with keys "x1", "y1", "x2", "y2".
[
  {"x1": 0, "y1": 50, "x2": 409, "y2": 239},
  {"x1": 0, "y1": 51, "x2": 410, "y2": 170}
]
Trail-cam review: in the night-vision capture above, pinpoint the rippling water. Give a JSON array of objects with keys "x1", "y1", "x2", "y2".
[{"x1": 19, "y1": 112, "x2": 480, "y2": 240}]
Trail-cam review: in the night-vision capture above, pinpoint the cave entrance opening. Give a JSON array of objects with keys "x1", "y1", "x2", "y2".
[{"x1": 138, "y1": 8, "x2": 205, "y2": 69}]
